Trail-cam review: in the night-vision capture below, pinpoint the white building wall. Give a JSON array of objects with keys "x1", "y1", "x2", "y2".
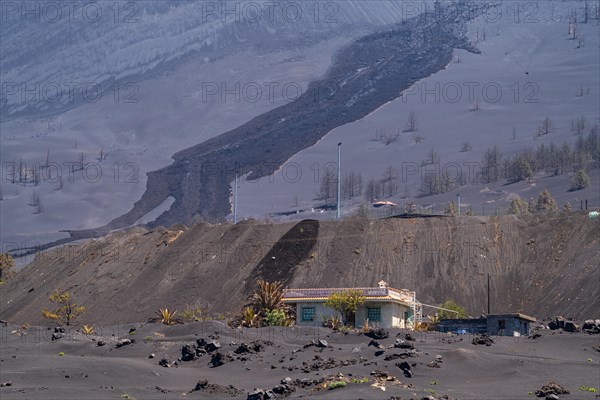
[
  {"x1": 295, "y1": 302, "x2": 339, "y2": 326},
  {"x1": 356, "y1": 301, "x2": 409, "y2": 329},
  {"x1": 294, "y1": 301, "x2": 410, "y2": 329}
]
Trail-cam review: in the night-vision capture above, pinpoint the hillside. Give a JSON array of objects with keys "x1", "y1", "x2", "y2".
[{"x1": 1, "y1": 213, "x2": 598, "y2": 326}]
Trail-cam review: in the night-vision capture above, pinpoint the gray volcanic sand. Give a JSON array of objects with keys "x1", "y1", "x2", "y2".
[{"x1": 0, "y1": 322, "x2": 599, "y2": 399}]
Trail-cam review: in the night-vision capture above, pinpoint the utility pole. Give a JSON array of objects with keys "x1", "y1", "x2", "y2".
[
  {"x1": 233, "y1": 170, "x2": 238, "y2": 224},
  {"x1": 336, "y1": 142, "x2": 342, "y2": 219}
]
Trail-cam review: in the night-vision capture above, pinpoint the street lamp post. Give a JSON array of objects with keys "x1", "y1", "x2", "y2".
[
  {"x1": 336, "y1": 142, "x2": 342, "y2": 220},
  {"x1": 233, "y1": 171, "x2": 238, "y2": 224}
]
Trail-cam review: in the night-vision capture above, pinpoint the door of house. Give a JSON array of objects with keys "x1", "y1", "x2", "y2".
[{"x1": 348, "y1": 313, "x2": 356, "y2": 327}]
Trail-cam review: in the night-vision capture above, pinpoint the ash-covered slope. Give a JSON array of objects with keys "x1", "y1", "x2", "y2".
[
  {"x1": 66, "y1": 3, "x2": 478, "y2": 239},
  {"x1": 2, "y1": 213, "x2": 598, "y2": 325},
  {"x1": 0, "y1": 0, "x2": 416, "y2": 119}
]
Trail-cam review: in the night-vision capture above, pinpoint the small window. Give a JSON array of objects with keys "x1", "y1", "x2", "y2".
[
  {"x1": 301, "y1": 307, "x2": 315, "y2": 321},
  {"x1": 367, "y1": 307, "x2": 381, "y2": 322},
  {"x1": 498, "y1": 320, "x2": 506, "y2": 330}
]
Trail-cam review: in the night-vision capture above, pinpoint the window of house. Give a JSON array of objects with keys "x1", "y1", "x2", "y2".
[
  {"x1": 301, "y1": 307, "x2": 315, "y2": 321},
  {"x1": 498, "y1": 320, "x2": 506, "y2": 330},
  {"x1": 367, "y1": 307, "x2": 381, "y2": 322}
]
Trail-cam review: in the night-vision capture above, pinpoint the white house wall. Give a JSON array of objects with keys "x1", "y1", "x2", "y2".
[{"x1": 294, "y1": 301, "x2": 410, "y2": 329}]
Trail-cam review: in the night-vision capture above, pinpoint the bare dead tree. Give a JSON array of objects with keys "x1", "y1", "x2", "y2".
[
  {"x1": 403, "y1": 112, "x2": 418, "y2": 133},
  {"x1": 421, "y1": 148, "x2": 440, "y2": 166},
  {"x1": 537, "y1": 117, "x2": 555, "y2": 137},
  {"x1": 381, "y1": 166, "x2": 399, "y2": 197},
  {"x1": 373, "y1": 129, "x2": 400, "y2": 145}
]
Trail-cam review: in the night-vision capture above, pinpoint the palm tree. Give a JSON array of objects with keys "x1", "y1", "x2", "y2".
[{"x1": 246, "y1": 280, "x2": 285, "y2": 312}]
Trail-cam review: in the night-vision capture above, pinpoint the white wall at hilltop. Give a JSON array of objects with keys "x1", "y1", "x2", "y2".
[{"x1": 235, "y1": 1, "x2": 600, "y2": 219}]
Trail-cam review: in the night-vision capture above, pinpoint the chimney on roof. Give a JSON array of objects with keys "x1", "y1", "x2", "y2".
[{"x1": 378, "y1": 280, "x2": 388, "y2": 288}]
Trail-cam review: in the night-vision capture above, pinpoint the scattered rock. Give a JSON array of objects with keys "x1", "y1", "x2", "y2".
[
  {"x1": 396, "y1": 361, "x2": 413, "y2": 377},
  {"x1": 272, "y1": 384, "x2": 295, "y2": 396},
  {"x1": 368, "y1": 339, "x2": 383, "y2": 348},
  {"x1": 564, "y1": 321, "x2": 579, "y2": 332},
  {"x1": 370, "y1": 370, "x2": 389, "y2": 378},
  {"x1": 393, "y1": 339, "x2": 414, "y2": 349},
  {"x1": 365, "y1": 327, "x2": 389, "y2": 340},
  {"x1": 247, "y1": 388, "x2": 266, "y2": 400},
  {"x1": 116, "y1": 339, "x2": 133, "y2": 348},
  {"x1": 374, "y1": 350, "x2": 386, "y2": 357},
  {"x1": 404, "y1": 333, "x2": 416, "y2": 341},
  {"x1": 1, "y1": 381, "x2": 12, "y2": 387},
  {"x1": 51, "y1": 333, "x2": 64, "y2": 341},
  {"x1": 235, "y1": 343, "x2": 252, "y2": 354},
  {"x1": 158, "y1": 358, "x2": 171, "y2": 368},
  {"x1": 181, "y1": 344, "x2": 197, "y2": 361},
  {"x1": 316, "y1": 339, "x2": 329, "y2": 348},
  {"x1": 280, "y1": 377, "x2": 292, "y2": 385},
  {"x1": 210, "y1": 352, "x2": 232, "y2": 368},
  {"x1": 97, "y1": 340, "x2": 106, "y2": 347},
  {"x1": 205, "y1": 341, "x2": 222, "y2": 353},
  {"x1": 582, "y1": 320, "x2": 600, "y2": 334},
  {"x1": 548, "y1": 316, "x2": 565, "y2": 330},
  {"x1": 54, "y1": 327, "x2": 65, "y2": 333},
  {"x1": 194, "y1": 379, "x2": 209, "y2": 391},
  {"x1": 155, "y1": 386, "x2": 169, "y2": 393},
  {"x1": 149, "y1": 353, "x2": 155, "y2": 359},
  {"x1": 529, "y1": 333, "x2": 542, "y2": 339},
  {"x1": 535, "y1": 381, "x2": 569, "y2": 398},
  {"x1": 471, "y1": 335, "x2": 493, "y2": 346}
]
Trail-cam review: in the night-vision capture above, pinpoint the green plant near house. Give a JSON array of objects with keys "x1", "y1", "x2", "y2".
[
  {"x1": 350, "y1": 377, "x2": 369, "y2": 384},
  {"x1": 247, "y1": 280, "x2": 285, "y2": 312},
  {"x1": 437, "y1": 299, "x2": 467, "y2": 320},
  {"x1": 180, "y1": 301, "x2": 213, "y2": 322},
  {"x1": 328, "y1": 381, "x2": 347, "y2": 390},
  {"x1": 58, "y1": 352, "x2": 64, "y2": 356},
  {"x1": 321, "y1": 314, "x2": 343, "y2": 330},
  {"x1": 579, "y1": 386, "x2": 597, "y2": 393},
  {"x1": 324, "y1": 289, "x2": 365, "y2": 326},
  {"x1": 424, "y1": 388, "x2": 437, "y2": 395},
  {"x1": 265, "y1": 309, "x2": 291, "y2": 326}
]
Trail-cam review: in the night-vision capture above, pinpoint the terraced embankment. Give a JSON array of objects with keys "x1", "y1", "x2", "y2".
[{"x1": 2, "y1": 213, "x2": 598, "y2": 325}]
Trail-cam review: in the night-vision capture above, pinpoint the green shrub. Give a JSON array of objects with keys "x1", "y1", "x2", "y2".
[
  {"x1": 265, "y1": 309, "x2": 289, "y2": 326},
  {"x1": 579, "y1": 386, "x2": 597, "y2": 393},
  {"x1": 328, "y1": 381, "x2": 347, "y2": 390},
  {"x1": 437, "y1": 299, "x2": 467, "y2": 320}
]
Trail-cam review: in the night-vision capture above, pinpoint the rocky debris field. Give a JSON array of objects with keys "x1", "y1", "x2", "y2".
[{"x1": 1, "y1": 321, "x2": 599, "y2": 400}]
